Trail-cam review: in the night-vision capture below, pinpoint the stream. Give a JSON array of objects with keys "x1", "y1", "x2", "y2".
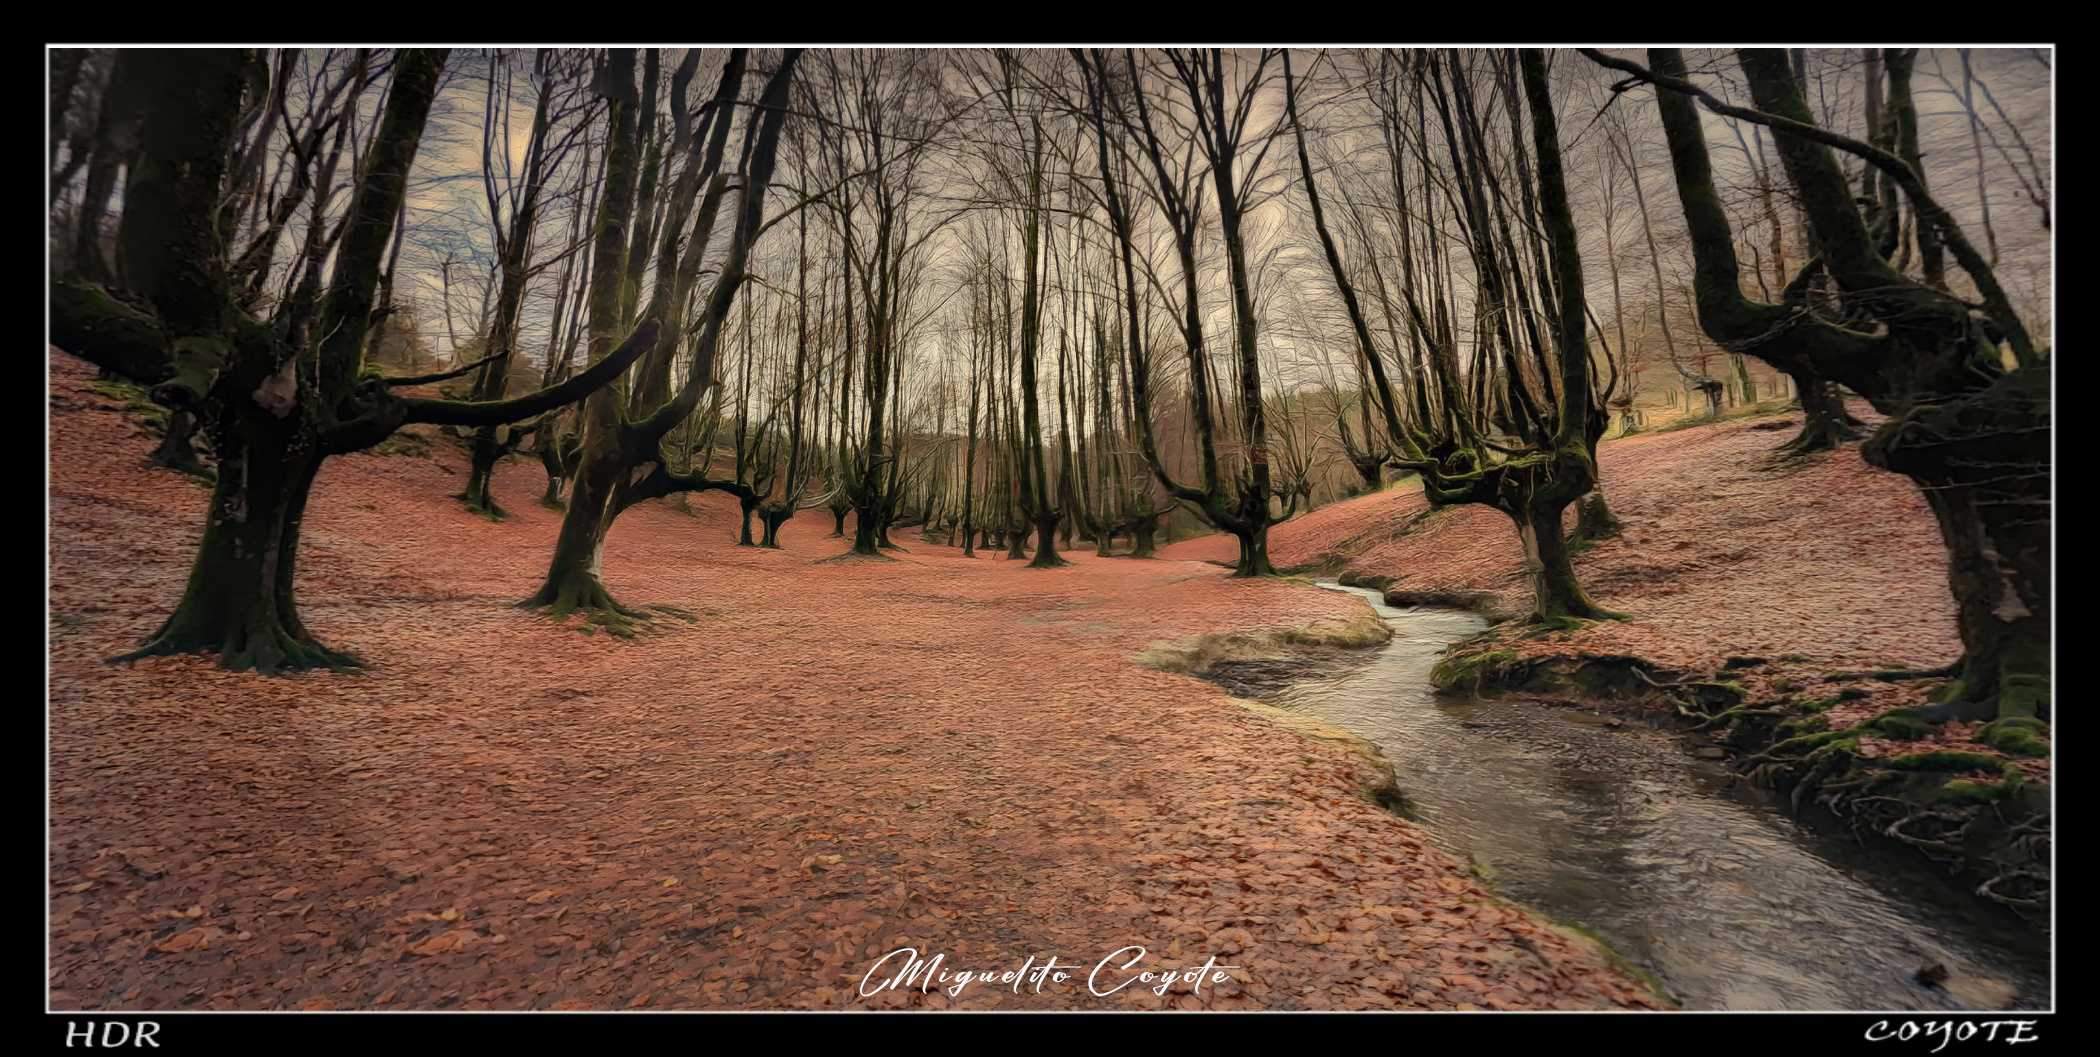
[{"x1": 1229, "y1": 581, "x2": 2050, "y2": 1011}]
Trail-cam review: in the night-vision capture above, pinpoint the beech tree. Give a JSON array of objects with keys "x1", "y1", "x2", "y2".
[
  {"x1": 1076, "y1": 48, "x2": 1300, "y2": 578},
  {"x1": 967, "y1": 50, "x2": 1071, "y2": 568},
  {"x1": 519, "y1": 48, "x2": 802, "y2": 620},
  {"x1": 806, "y1": 50, "x2": 949, "y2": 558},
  {"x1": 49, "y1": 49, "x2": 657, "y2": 672},
  {"x1": 1287, "y1": 49, "x2": 1623, "y2": 625},
  {"x1": 1584, "y1": 48, "x2": 2047, "y2": 725},
  {"x1": 457, "y1": 50, "x2": 599, "y2": 519}
]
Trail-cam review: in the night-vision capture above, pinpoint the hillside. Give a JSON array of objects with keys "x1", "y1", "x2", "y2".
[
  {"x1": 1163, "y1": 408, "x2": 2049, "y2": 913},
  {"x1": 1168, "y1": 409, "x2": 1957, "y2": 671},
  {"x1": 47, "y1": 349, "x2": 1662, "y2": 1012}
]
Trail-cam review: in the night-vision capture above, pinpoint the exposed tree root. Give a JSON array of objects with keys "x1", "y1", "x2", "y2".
[
  {"x1": 1975, "y1": 870, "x2": 2047, "y2": 914},
  {"x1": 817, "y1": 550, "x2": 901, "y2": 565},
  {"x1": 518, "y1": 575, "x2": 651, "y2": 637},
  {"x1": 461, "y1": 496, "x2": 508, "y2": 522},
  {"x1": 1762, "y1": 411, "x2": 1865, "y2": 461},
  {"x1": 1883, "y1": 810, "x2": 1972, "y2": 861},
  {"x1": 1686, "y1": 704, "x2": 1790, "y2": 733},
  {"x1": 1628, "y1": 665, "x2": 1749, "y2": 727},
  {"x1": 112, "y1": 624, "x2": 363, "y2": 676}
]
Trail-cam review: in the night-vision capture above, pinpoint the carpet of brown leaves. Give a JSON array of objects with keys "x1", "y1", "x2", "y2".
[
  {"x1": 1168, "y1": 413, "x2": 1957, "y2": 672},
  {"x1": 48, "y1": 350, "x2": 1660, "y2": 1012},
  {"x1": 1162, "y1": 409, "x2": 2040, "y2": 777}
]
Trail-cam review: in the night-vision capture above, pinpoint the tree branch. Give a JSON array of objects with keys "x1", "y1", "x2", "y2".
[
  {"x1": 1578, "y1": 48, "x2": 2036, "y2": 366},
  {"x1": 402, "y1": 316, "x2": 661, "y2": 428},
  {"x1": 380, "y1": 350, "x2": 510, "y2": 387}
]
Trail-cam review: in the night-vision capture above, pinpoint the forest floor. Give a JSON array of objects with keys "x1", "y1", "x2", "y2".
[
  {"x1": 1160, "y1": 406, "x2": 2047, "y2": 786},
  {"x1": 48, "y1": 349, "x2": 1663, "y2": 1012}
]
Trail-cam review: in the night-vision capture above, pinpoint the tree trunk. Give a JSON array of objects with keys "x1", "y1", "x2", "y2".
[
  {"x1": 1349, "y1": 453, "x2": 1384, "y2": 494},
  {"x1": 850, "y1": 500, "x2": 883, "y2": 555},
  {"x1": 758, "y1": 503, "x2": 792, "y2": 548},
  {"x1": 461, "y1": 429, "x2": 508, "y2": 520},
  {"x1": 91, "y1": 49, "x2": 450, "y2": 674},
  {"x1": 738, "y1": 492, "x2": 760, "y2": 546},
  {"x1": 1229, "y1": 526, "x2": 1275, "y2": 579},
  {"x1": 1696, "y1": 379, "x2": 1724, "y2": 419},
  {"x1": 1778, "y1": 368, "x2": 1864, "y2": 455},
  {"x1": 538, "y1": 442, "x2": 569, "y2": 510},
  {"x1": 1128, "y1": 514, "x2": 1160, "y2": 559},
  {"x1": 1028, "y1": 513, "x2": 1067, "y2": 569},
  {"x1": 1863, "y1": 365, "x2": 2050, "y2": 720},
  {"x1": 1511, "y1": 500, "x2": 1612, "y2": 626},
  {"x1": 147, "y1": 409, "x2": 212, "y2": 481},
  {"x1": 118, "y1": 416, "x2": 352, "y2": 673},
  {"x1": 518, "y1": 445, "x2": 637, "y2": 621},
  {"x1": 1571, "y1": 489, "x2": 1624, "y2": 546}
]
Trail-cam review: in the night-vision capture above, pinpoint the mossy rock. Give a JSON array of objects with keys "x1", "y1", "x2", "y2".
[
  {"x1": 1780, "y1": 713, "x2": 1830, "y2": 736},
  {"x1": 1976, "y1": 716, "x2": 2050, "y2": 758},
  {"x1": 373, "y1": 431, "x2": 432, "y2": 458},
  {"x1": 1860, "y1": 712, "x2": 1937, "y2": 742},
  {"x1": 1429, "y1": 645, "x2": 1521, "y2": 693},
  {"x1": 1338, "y1": 572, "x2": 1396, "y2": 593}
]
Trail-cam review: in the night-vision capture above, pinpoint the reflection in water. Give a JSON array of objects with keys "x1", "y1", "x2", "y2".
[{"x1": 1275, "y1": 583, "x2": 2049, "y2": 1011}]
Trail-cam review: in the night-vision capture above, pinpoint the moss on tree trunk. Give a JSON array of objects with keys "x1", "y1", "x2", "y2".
[
  {"x1": 1511, "y1": 499, "x2": 1619, "y2": 626},
  {"x1": 117, "y1": 418, "x2": 355, "y2": 673},
  {"x1": 758, "y1": 503, "x2": 792, "y2": 548},
  {"x1": 1027, "y1": 514, "x2": 1069, "y2": 568},
  {"x1": 519, "y1": 446, "x2": 639, "y2": 622}
]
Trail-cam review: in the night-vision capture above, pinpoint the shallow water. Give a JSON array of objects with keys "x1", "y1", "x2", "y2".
[{"x1": 1262, "y1": 582, "x2": 2050, "y2": 1011}]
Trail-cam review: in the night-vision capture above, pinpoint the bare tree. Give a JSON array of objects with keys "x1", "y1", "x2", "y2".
[
  {"x1": 1076, "y1": 48, "x2": 1300, "y2": 578},
  {"x1": 1584, "y1": 47, "x2": 2047, "y2": 726},
  {"x1": 1287, "y1": 49, "x2": 1622, "y2": 625},
  {"x1": 518, "y1": 48, "x2": 803, "y2": 623},
  {"x1": 457, "y1": 49, "x2": 599, "y2": 519},
  {"x1": 51, "y1": 49, "x2": 657, "y2": 672}
]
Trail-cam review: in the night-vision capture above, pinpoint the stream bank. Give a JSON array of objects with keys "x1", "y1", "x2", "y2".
[
  {"x1": 1200, "y1": 581, "x2": 2049, "y2": 1012},
  {"x1": 1420, "y1": 617, "x2": 2052, "y2": 926},
  {"x1": 1158, "y1": 408, "x2": 2052, "y2": 931}
]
